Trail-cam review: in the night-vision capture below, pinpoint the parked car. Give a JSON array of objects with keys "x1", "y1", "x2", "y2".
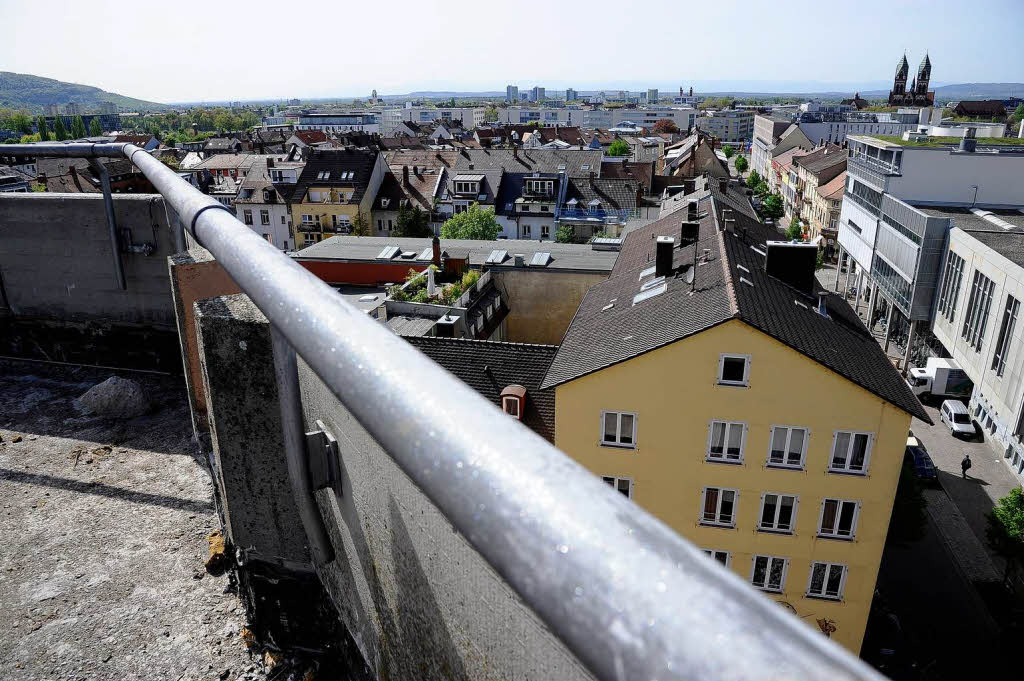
[
  {"x1": 939, "y1": 399, "x2": 975, "y2": 438},
  {"x1": 905, "y1": 435, "x2": 937, "y2": 479}
]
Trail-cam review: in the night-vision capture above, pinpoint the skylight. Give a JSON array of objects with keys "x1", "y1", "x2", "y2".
[
  {"x1": 377, "y1": 245, "x2": 400, "y2": 259},
  {"x1": 486, "y1": 249, "x2": 508, "y2": 264},
  {"x1": 530, "y1": 252, "x2": 552, "y2": 267},
  {"x1": 633, "y1": 282, "x2": 667, "y2": 305},
  {"x1": 640, "y1": 276, "x2": 665, "y2": 292},
  {"x1": 638, "y1": 265, "x2": 657, "y2": 280},
  {"x1": 417, "y1": 248, "x2": 434, "y2": 261}
]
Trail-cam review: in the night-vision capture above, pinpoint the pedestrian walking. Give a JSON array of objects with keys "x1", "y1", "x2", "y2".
[{"x1": 961, "y1": 454, "x2": 972, "y2": 479}]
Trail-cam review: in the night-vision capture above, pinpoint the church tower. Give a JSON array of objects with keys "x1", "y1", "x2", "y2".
[
  {"x1": 916, "y1": 53, "x2": 931, "y2": 97},
  {"x1": 893, "y1": 54, "x2": 909, "y2": 96}
]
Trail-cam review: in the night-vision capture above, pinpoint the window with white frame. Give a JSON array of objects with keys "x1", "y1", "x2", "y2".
[
  {"x1": 601, "y1": 411, "x2": 636, "y2": 448},
  {"x1": 818, "y1": 498, "x2": 859, "y2": 539},
  {"x1": 260, "y1": 209, "x2": 270, "y2": 225},
  {"x1": 502, "y1": 396, "x2": 520, "y2": 419},
  {"x1": 541, "y1": 225, "x2": 550, "y2": 239},
  {"x1": 316, "y1": 170, "x2": 330, "y2": 180},
  {"x1": 301, "y1": 214, "x2": 314, "y2": 226},
  {"x1": 717, "y1": 354, "x2": 749, "y2": 386},
  {"x1": 829, "y1": 431, "x2": 872, "y2": 473},
  {"x1": 454, "y1": 202, "x2": 469, "y2": 214},
  {"x1": 707, "y1": 420, "x2": 745, "y2": 463},
  {"x1": 937, "y1": 251, "x2": 965, "y2": 321},
  {"x1": 243, "y1": 209, "x2": 253, "y2": 225},
  {"x1": 767, "y1": 426, "x2": 808, "y2": 468},
  {"x1": 750, "y1": 555, "x2": 787, "y2": 592},
  {"x1": 601, "y1": 476, "x2": 632, "y2": 498},
  {"x1": 522, "y1": 225, "x2": 532, "y2": 237},
  {"x1": 702, "y1": 549, "x2": 730, "y2": 567},
  {"x1": 992, "y1": 295, "x2": 1019, "y2": 377},
  {"x1": 759, "y1": 493, "x2": 797, "y2": 533},
  {"x1": 701, "y1": 487, "x2": 737, "y2": 527},
  {"x1": 807, "y1": 562, "x2": 846, "y2": 600}
]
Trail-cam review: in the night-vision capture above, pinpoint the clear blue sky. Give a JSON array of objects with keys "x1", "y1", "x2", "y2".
[{"x1": 2, "y1": 0, "x2": 1022, "y2": 102}]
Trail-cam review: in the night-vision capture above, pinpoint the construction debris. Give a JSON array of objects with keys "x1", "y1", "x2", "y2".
[{"x1": 75, "y1": 376, "x2": 150, "y2": 419}]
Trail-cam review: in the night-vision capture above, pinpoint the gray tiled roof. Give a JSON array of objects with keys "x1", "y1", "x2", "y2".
[
  {"x1": 451, "y1": 149, "x2": 603, "y2": 177},
  {"x1": 405, "y1": 336, "x2": 557, "y2": 442},
  {"x1": 543, "y1": 188, "x2": 931, "y2": 423}
]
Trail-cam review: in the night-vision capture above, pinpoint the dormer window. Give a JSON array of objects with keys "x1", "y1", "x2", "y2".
[
  {"x1": 500, "y1": 385, "x2": 526, "y2": 420},
  {"x1": 381, "y1": 198, "x2": 391, "y2": 208},
  {"x1": 316, "y1": 170, "x2": 330, "y2": 180},
  {"x1": 262, "y1": 189, "x2": 271, "y2": 201},
  {"x1": 588, "y1": 199, "x2": 602, "y2": 213}
]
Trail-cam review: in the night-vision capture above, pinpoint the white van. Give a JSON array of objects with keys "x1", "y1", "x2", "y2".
[{"x1": 940, "y1": 400, "x2": 975, "y2": 438}]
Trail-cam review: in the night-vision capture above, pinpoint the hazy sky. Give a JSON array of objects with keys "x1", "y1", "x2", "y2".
[{"x1": 2, "y1": 0, "x2": 1022, "y2": 103}]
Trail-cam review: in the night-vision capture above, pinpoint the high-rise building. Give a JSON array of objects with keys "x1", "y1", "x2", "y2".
[
  {"x1": 506, "y1": 85, "x2": 519, "y2": 103},
  {"x1": 530, "y1": 86, "x2": 545, "y2": 102},
  {"x1": 646, "y1": 88, "x2": 659, "y2": 104},
  {"x1": 65, "y1": 102, "x2": 81, "y2": 115},
  {"x1": 565, "y1": 88, "x2": 578, "y2": 102}
]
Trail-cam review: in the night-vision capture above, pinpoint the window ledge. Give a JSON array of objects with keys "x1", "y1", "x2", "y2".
[
  {"x1": 805, "y1": 594, "x2": 843, "y2": 602},
  {"x1": 816, "y1": 534, "x2": 855, "y2": 542},
  {"x1": 827, "y1": 468, "x2": 868, "y2": 476},
  {"x1": 599, "y1": 442, "x2": 636, "y2": 450},
  {"x1": 716, "y1": 381, "x2": 749, "y2": 388},
  {"x1": 705, "y1": 457, "x2": 743, "y2": 465},
  {"x1": 766, "y1": 463, "x2": 804, "y2": 471},
  {"x1": 699, "y1": 521, "x2": 736, "y2": 529},
  {"x1": 757, "y1": 528, "x2": 794, "y2": 536},
  {"x1": 755, "y1": 587, "x2": 784, "y2": 594}
]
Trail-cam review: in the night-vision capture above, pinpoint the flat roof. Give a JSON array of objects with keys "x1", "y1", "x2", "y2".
[
  {"x1": 920, "y1": 205, "x2": 1024, "y2": 267},
  {"x1": 295, "y1": 235, "x2": 618, "y2": 273}
]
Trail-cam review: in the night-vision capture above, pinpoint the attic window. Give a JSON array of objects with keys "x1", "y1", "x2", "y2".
[
  {"x1": 381, "y1": 198, "x2": 391, "y2": 208},
  {"x1": 633, "y1": 282, "x2": 667, "y2": 305},
  {"x1": 317, "y1": 170, "x2": 330, "y2": 180},
  {"x1": 581, "y1": 164, "x2": 591, "y2": 171},
  {"x1": 500, "y1": 385, "x2": 526, "y2": 420},
  {"x1": 638, "y1": 265, "x2": 656, "y2": 280},
  {"x1": 737, "y1": 264, "x2": 750, "y2": 273}
]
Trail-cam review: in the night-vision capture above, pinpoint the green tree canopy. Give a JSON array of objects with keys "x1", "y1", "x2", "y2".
[
  {"x1": 440, "y1": 204, "x2": 501, "y2": 240},
  {"x1": 555, "y1": 225, "x2": 576, "y2": 243},
  {"x1": 36, "y1": 115, "x2": 49, "y2": 142},
  {"x1": 89, "y1": 118, "x2": 103, "y2": 136},
  {"x1": 785, "y1": 216, "x2": 804, "y2": 240},
  {"x1": 734, "y1": 155, "x2": 748, "y2": 174},
  {"x1": 652, "y1": 119, "x2": 679, "y2": 134},
  {"x1": 607, "y1": 139, "x2": 630, "y2": 157},
  {"x1": 761, "y1": 193, "x2": 784, "y2": 220},
  {"x1": 483, "y1": 106, "x2": 499, "y2": 123},
  {"x1": 8, "y1": 112, "x2": 33, "y2": 134},
  {"x1": 987, "y1": 487, "x2": 1024, "y2": 582},
  {"x1": 746, "y1": 169, "x2": 762, "y2": 189},
  {"x1": 52, "y1": 116, "x2": 68, "y2": 141},
  {"x1": 70, "y1": 115, "x2": 86, "y2": 139},
  {"x1": 395, "y1": 205, "x2": 432, "y2": 238},
  {"x1": 722, "y1": 145, "x2": 735, "y2": 158}
]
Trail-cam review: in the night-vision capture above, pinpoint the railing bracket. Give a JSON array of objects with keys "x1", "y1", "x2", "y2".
[{"x1": 305, "y1": 420, "x2": 340, "y2": 491}]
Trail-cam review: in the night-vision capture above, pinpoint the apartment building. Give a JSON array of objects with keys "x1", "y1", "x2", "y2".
[
  {"x1": 790, "y1": 145, "x2": 848, "y2": 230},
  {"x1": 289, "y1": 148, "x2": 388, "y2": 247},
  {"x1": 542, "y1": 188, "x2": 928, "y2": 653},
  {"x1": 584, "y1": 107, "x2": 697, "y2": 132},
  {"x1": 233, "y1": 157, "x2": 303, "y2": 250},
  {"x1": 836, "y1": 133, "x2": 1024, "y2": 363},
  {"x1": 809, "y1": 171, "x2": 846, "y2": 247},
  {"x1": 506, "y1": 85, "x2": 519, "y2": 103},
  {"x1": 296, "y1": 112, "x2": 381, "y2": 134},
  {"x1": 751, "y1": 114, "x2": 813, "y2": 180},
  {"x1": 695, "y1": 109, "x2": 755, "y2": 145},
  {"x1": 930, "y1": 208, "x2": 1024, "y2": 482}
]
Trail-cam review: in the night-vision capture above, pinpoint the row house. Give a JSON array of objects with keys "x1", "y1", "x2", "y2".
[
  {"x1": 790, "y1": 145, "x2": 848, "y2": 232},
  {"x1": 234, "y1": 157, "x2": 304, "y2": 251}
]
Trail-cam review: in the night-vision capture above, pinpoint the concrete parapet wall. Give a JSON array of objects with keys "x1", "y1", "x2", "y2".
[{"x1": 298, "y1": 362, "x2": 592, "y2": 681}]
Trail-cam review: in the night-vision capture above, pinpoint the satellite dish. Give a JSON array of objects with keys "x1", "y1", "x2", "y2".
[{"x1": 685, "y1": 266, "x2": 695, "y2": 285}]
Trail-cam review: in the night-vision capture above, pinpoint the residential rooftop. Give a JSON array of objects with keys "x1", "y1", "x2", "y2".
[{"x1": 857, "y1": 134, "x2": 1024, "y2": 149}]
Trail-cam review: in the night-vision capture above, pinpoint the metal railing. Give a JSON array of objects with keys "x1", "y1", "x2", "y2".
[{"x1": 2, "y1": 142, "x2": 886, "y2": 681}]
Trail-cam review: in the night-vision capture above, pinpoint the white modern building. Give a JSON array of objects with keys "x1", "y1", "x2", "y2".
[
  {"x1": 931, "y1": 209, "x2": 1024, "y2": 482},
  {"x1": 694, "y1": 109, "x2": 754, "y2": 145},
  {"x1": 583, "y1": 107, "x2": 696, "y2": 132},
  {"x1": 835, "y1": 132, "x2": 1024, "y2": 366},
  {"x1": 296, "y1": 112, "x2": 381, "y2": 133}
]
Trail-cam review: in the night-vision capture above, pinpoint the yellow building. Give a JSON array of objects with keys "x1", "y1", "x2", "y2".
[
  {"x1": 541, "y1": 190, "x2": 929, "y2": 653},
  {"x1": 289, "y1": 148, "x2": 387, "y2": 248}
]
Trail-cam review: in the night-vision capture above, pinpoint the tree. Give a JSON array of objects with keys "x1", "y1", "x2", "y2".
[
  {"x1": 745, "y1": 169, "x2": 762, "y2": 189},
  {"x1": 607, "y1": 139, "x2": 630, "y2": 157},
  {"x1": 440, "y1": 204, "x2": 501, "y2": 240},
  {"x1": 761, "y1": 193, "x2": 784, "y2": 220},
  {"x1": 483, "y1": 106, "x2": 499, "y2": 123},
  {"x1": 70, "y1": 116, "x2": 86, "y2": 139},
  {"x1": 1012, "y1": 103, "x2": 1024, "y2": 125},
  {"x1": 36, "y1": 116, "x2": 49, "y2": 142},
  {"x1": 987, "y1": 487, "x2": 1024, "y2": 583},
  {"x1": 555, "y1": 225, "x2": 576, "y2": 243},
  {"x1": 395, "y1": 205, "x2": 432, "y2": 238},
  {"x1": 734, "y1": 155, "x2": 748, "y2": 174},
  {"x1": 785, "y1": 216, "x2": 804, "y2": 240},
  {"x1": 52, "y1": 116, "x2": 68, "y2": 141},
  {"x1": 10, "y1": 112, "x2": 33, "y2": 134},
  {"x1": 89, "y1": 118, "x2": 103, "y2": 136},
  {"x1": 754, "y1": 179, "x2": 770, "y2": 199},
  {"x1": 350, "y1": 211, "x2": 371, "y2": 236},
  {"x1": 652, "y1": 119, "x2": 679, "y2": 134},
  {"x1": 722, "y1": 145, "x2": 735, "y2": 159}
]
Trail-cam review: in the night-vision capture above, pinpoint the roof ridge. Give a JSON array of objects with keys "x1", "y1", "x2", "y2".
[{"x1": 409, "y1": 336, "x2": 559, "y2": 349}]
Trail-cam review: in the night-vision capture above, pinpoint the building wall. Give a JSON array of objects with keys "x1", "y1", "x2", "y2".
[
  {"x1": 553, "y1": 319, "x2": 912, "y2": 654},
  {"x1": 932, "y1": 229, "x2": 1024, "y2": 482},
  {"x1": 886, "y1": 148, "x2": 1024, "y2": 208},
  {"x1": 235, "y1": 201, "x2": 293, "y2": 250},
  {"x1": 492, "y1": 269, "x2": 607, "y2": 344}
]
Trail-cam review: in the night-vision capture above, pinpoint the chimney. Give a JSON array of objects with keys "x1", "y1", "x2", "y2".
[
  {"x1": 588, "y1": 170, "x2": 595, "y2": 187},
  {"x1": 402, "y1": 165, "x2": 410, "y2": 187},
  {"x1": 764, "y1": 241, "x2": 818, "y2": 295},
  {"x1": 434, "y1": 314, "x2": 458, "y2": 337},
  {"x1": 266, "y1": 157, "x2": 275, "y2": 168},
  {"x1": 513, "y1": 146, "x2": 519, "y2": 161},
  {"x1": 514, "y1": 253, "x2": 525, "y2": 267},
  {"x1": 680, "y1": 221, "x2": 700, "y2": 244},
  {"x1": 687, "y1": 200, "x2": 698, "y2": 221},
  {"x1": 655, "y1": 236, "x2": 674, "y2": 276},
  {"x1": 724, "y1": 218, "x2": 737, "y2": 234},
  {"x1": 718, "y1": 177, "x2": 728, "y2": 193},
  {"x1": 431, "y1": 235, "x2": 441, "y2": 266},
  {"x1": 816, "y1": 291, "x2": 830, "y2": 317},
  {"x1": 959, "y1": 127, "x2": 977, "y2": 153},
  {"x1": 635, "y1": 184, "x2": 643, "y2": 209}
]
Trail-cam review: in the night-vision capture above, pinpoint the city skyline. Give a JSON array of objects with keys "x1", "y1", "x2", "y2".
[{"x1": 1, "y1": 0, "x2": 1022, "y2": 103}]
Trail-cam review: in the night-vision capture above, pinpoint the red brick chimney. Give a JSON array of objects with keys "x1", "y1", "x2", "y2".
[{"x1": 431, "y1": 235, "x2": 441, "y2": 267}]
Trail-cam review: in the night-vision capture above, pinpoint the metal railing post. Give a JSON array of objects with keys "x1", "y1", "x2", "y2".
[{"x1": 87, "y1": 158, "x2": 126, "y2": 290}]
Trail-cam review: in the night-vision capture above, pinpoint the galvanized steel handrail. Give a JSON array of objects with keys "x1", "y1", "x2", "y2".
[{"x1": 3, "y1": 143, "x2": 886, "y2": 681}]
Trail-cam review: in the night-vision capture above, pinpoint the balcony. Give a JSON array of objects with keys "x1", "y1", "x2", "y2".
[
  {"x1": 559, "y1": 207, "x2": 635, "y2": 223},
  {"x1": 0, "y1": 142, "x2": 885, "y2": 681}
]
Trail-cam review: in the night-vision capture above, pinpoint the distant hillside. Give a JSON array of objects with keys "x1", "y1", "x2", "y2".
[
  {"x1": 0, "y1": 72, "x2": 167, "y2": 112},
  {"x1": 860, "y1": 82, "x2": 1024, "y2": 102}
]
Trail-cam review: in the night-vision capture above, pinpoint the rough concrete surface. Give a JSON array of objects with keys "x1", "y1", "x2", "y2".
[{"x1": 0, "y1": 359, "x2": 268, "y2": 681}]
